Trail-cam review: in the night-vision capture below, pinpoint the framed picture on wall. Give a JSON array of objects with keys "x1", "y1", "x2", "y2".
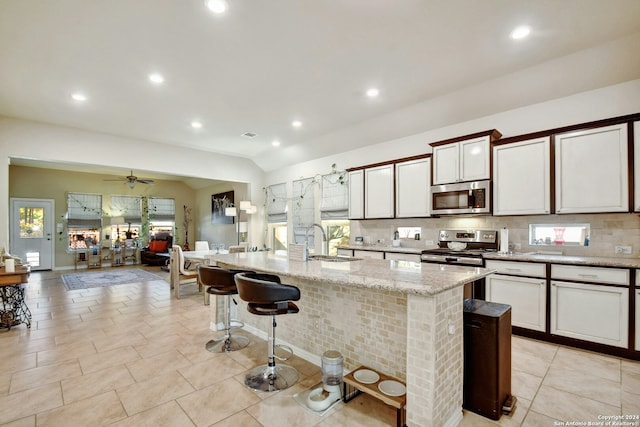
[{"x1": 212, "y1": 191, "x2": 234, "y2": 224}]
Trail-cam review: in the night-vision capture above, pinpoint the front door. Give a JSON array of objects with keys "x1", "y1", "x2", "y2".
[{"x1": 10, "y1": 198, "x2": 54, "y2": 271}]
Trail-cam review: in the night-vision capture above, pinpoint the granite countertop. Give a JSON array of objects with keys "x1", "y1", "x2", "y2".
[
  {"x1": 208, "y1": 252, "x2": 494, "y2": 296},
  {"x1": 483, "y1": 252, "x2": 640, "y2": 269}
]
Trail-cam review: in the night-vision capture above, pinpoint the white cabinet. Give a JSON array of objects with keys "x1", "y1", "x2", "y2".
[
  {"x1": 555, "y1": 123, "x2": 629, "y2": 213},
  {"x1": 384, "y1": 252, "x2": 421, "y2": 262},
  {"x1": 348, "y1": 170, "x2": 364, "y2": 219},
  {"x1": 485, "y1": 260, "x2": 547, "y2": 332},
  {"x1": 432, "y1": 135, "x2": 491, "y2": 185},
  {"x1": 550, "y1": 280, "x2": 628, "y2": 348},
  {"x1": 353, "y1": 250, "x2": 384, "y2": 260},
  {"x1": 364, "y1": 164, "x2": 394, "y2": 218},
  {"x1": 493, "y1": 137, "x2": 551, "y2": 216},
  {"x1": 634, "y1": 121, "x2": 640, "y2": 212},
  {"x1": 395, "y1": 157, "x2": 430, "y2": 217},
  {"x1": 636, "y1": 287, "x2": 640, "y2": 351}
]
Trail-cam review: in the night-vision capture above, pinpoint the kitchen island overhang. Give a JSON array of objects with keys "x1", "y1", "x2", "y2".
[{"x1": 206, "y1": 252, "x2": 494, "y2": 427}]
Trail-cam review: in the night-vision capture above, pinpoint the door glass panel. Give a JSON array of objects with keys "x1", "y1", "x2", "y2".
[{"x1": 19, "y1": 207, "x2": 44, "y2": 238}]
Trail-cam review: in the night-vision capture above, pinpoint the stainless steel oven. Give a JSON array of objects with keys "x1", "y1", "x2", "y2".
[
  {"x1": 430, "y1": 180, "x2": 491, "y2": 215},
  {"x1": 421, "y1": 229, "x2": 499, "y2": 299}
]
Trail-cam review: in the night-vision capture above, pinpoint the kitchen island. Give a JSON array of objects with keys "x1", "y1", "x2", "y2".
[{"x1": 206, "y1": 252, "x2": 494, "y2": 427}]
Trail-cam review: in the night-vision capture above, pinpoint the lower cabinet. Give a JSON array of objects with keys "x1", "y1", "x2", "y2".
[
  {"x1": 353, "y1": 250, "x2": 384, "y2": 260},
  {"x1": 486, "y1": 274, "x2": 546, "y2": 332},
  {"x1": 550, "y1": 280, "x2": 628, "y2": 348},
  {"x1": 636, "y1": 288, "x2": 639, "y2": 351},
  {"x1": 337, "y1": 248, "x2": 354, "y2": 257}
]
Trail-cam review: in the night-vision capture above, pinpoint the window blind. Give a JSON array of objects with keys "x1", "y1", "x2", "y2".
[
  {"x1": 267, "y1": 183, "x2": 288, "y2": 223},
  {"x1": 148, "y1": 197, "x2": 175, "y2": 222},
  {"x1": 110, "y1": 195, "x2": 142, "y2": 224},
  {"x1": 67, "y1": 193, "x2": 102, "y2": 228},
  {"x1": 320, "y1": 173, "x2": 348, "y2": 220},
  {"x1": 292, "y1": 178, "x2": 315, "y2": 246}
]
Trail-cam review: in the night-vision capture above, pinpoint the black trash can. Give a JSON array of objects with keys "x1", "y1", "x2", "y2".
[{"x1": 463, "y1": 299, "x2": 514, "y2": 420}]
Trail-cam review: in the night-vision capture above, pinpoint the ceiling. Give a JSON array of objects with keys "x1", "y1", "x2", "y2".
[{"x1": 1, "y1": 0, "x2": 640, "y2": 175}]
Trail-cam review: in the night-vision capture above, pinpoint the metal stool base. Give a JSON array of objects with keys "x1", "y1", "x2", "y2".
[
  {"x1": 205, "y1": 334, "x2": 250, "y2": 353},
  {"x1": 245, "y1": 364, "x2": 298, "y2": 392}
]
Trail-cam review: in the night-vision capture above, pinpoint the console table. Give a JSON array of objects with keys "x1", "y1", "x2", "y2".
[{"x1": 0, "y1": 265, "x2": 31, "y2": 330}]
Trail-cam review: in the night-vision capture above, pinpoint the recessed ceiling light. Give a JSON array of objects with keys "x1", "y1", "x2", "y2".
[
  {"x1": 272, "y1": 140, "x2": 281, "y2": 147},
  {"x1": 291, "y1": 120, "x2": 303, "y2": 128},
  {"x1": 510, "y1": 26, "x2": 531, "y2": 40},
  {"x1": 148, "y1": 73, "x2": 164, "y2": 84},
  {"x1": 191, "y1": 121, "x2": 203, "y2": 129},
  {"x1": 366, "y1": 88, "x2": 379, "y2": 98},
  {"x1": 205, "y1": 0, "x2": 227, "y2": 14},
  {"x1": 71, "y1": 93, "x2": 87, "y2": 102}
]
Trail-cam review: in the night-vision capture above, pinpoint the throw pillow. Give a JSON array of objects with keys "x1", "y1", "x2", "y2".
[{"x1": 149, "y1": 240, "x2": 168, "y2": 252}]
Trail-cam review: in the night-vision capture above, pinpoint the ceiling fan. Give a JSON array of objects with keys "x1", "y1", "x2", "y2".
[{"x1": 104, "y1": 170, "x2": 155, "y2": 188}]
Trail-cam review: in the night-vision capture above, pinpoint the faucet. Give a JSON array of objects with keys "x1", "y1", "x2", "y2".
[{"x1": 305, "y1": 223, "x2": 328, "y2": 255}]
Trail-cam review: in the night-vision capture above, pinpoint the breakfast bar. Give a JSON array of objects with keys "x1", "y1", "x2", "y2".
[{"x1": 208, "y1": 252, "x2": 494, "y2": 427}]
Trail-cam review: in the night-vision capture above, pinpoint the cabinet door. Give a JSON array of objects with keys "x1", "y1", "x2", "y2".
[
  {"x1": 493, "y1": 137, "x2": 550, "y2": 216},
  {"x1": 550, "y1": 280, "x2": 628, "y2": 348},
  {"x1": 636, "y1": 287, "x2": 640, "y2": 351},
  {"x1": 634, "y1": 122, "x2": 640, "y2": 212},
  {"x1": 486, "y1": 274, "x2": 546, "y2": 332},
  {"x1": 348, "y1": 170, "x2": 364, "y2": 219},
  {"x1": 396, "y1": 158, "x2": 430, "y2": 217},
  {"x1": 459, "y1": 136, "x2": 490, "y2": 182},
  {"x1": 353, "y1": 250, "x2": 384, "y2": 260},
  {"x1": 337, "y1": 248, "x2": 353, "y2": 257},
  {"x1": 365, "y1": 165, "x2": 394, "y2": 218},
  {"x1": 432, "y1": 143, "x2": 459, "y2": 185},
  {"x1": 555, "y1": 124, "x2": 629, "y2": 213}
]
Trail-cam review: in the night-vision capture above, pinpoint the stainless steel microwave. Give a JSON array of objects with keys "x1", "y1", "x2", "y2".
[{"x1": 430, "y1": 180, "x2": 491, "y2": 215}]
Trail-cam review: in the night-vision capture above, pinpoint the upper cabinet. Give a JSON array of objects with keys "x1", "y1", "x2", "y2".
[
  {"x1": 555, "y1": 123, "x2": 629, "y2": 214},
  {"x1": 348, "y1": 170, "x2": 364, "y2": 219},
  {"x1": 365, "y1": 164, "x2": 394, "y2": 218},
  {"x1": 431, "y1": 130, "x2": 501, "y2": 185},
  {"x1": 493, "y1": 136, "x2": 551, "y2": 216},
  {"x1": 396, "y1": 157, "x2": 431, "y2": 217},
  {"x1": 634, "y1": 121, "x2": 640, "y2": 212}
]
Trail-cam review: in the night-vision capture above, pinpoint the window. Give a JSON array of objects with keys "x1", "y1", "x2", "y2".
[
  {"x1": 110, "y1": 195, "x2": 142, "y2": 242},
  {"x1": 322, "y1": 220, "x2": 350, "y2": 256},
  {"x1": 270, "y1": 223, "x2": 288, "y2": 256},
  {"x1": 320, "y1": 173, "x2": 348, "y2": 220},
  {"x1": 529, "y1": 223, "x2": 590, "y2": 246},
  {"x1": 148, "y1": 197, "x2": 175, "y2": 237},
  {"x1": 292, "y1": 178, "x2": 315, "y2": 247},
  {"x1": 19, "y1": 207, "x2": 44, "y2": 238},
  {"x1": 67, "y1": 193, "x2": 102, "y2": 250}
]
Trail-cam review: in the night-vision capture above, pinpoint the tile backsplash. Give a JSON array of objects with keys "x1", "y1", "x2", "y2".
[{"x1": 350, "y1": 213, "x2": 640, "y2": 258}]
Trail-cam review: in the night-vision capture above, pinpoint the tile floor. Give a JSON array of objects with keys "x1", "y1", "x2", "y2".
[{"x1": 0, "y1": 267, "x2": 638, "y2": 427}]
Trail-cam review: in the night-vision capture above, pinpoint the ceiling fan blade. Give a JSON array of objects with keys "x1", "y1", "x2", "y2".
[{"x1": 137, "y1": 179, "x2": 155, "y2": 185}]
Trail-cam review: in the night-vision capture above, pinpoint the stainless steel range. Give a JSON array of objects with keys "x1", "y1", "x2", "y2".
[{"x1": 421, "y1": 229, "x2": 500, "y2": 299}]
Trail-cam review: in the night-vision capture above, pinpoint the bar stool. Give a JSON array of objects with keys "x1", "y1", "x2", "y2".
[
  {"x1": 198, "y1": 265, "x2": 255, "y2": 353},
  {"x1": 234, "y1": 272, "x2": 301, "y2": 392}
]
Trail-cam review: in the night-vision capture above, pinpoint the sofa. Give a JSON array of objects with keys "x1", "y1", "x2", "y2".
[{"x1": 140, "y1": 234, "x2": 173, "y2": 266}]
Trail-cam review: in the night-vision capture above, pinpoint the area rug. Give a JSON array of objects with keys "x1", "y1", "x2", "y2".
[{"x1": 62, "y1": 269, "x2": 164, "y2": 290}]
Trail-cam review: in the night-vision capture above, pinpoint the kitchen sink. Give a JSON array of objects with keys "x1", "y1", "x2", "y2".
[{"x1": 308, "y1": 255, "x2": 362, "y2": 262}]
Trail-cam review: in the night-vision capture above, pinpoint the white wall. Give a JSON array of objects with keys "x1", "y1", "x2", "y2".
[{"x1": 0, "y1": 118, "x2": 266, "y2": 250}]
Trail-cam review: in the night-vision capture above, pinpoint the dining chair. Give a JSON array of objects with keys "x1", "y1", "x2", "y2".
[
  {"x1": 195, "y1": 241, "x2": 210, "y2": 251},
  {"x1": 171, "y1": 245, "x2": 200, "y2": 299}
]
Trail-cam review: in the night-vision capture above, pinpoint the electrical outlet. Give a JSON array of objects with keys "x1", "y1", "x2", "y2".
[
  {"x1": 615, "y1": 245, "x2": 632, "y2": 254},
  {"x1": 513, "y1": 243, "x2": 521, "y2": 250},
  {"x1": 425, "y1": 240, "x2": 434, "y2": 246}
]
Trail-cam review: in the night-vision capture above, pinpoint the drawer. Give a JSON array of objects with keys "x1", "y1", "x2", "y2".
[
  {"x1": 337, "y1": 248, "x2": 354, "y2": 257},
  {"x1": 551, "y1": 264, "x2": 629, "y2": 285},
  {"x1": 485, "y1": 260, "x2": 546, "y2": 278},
  {"x1": 384, "y1": 252, "x2": 421, "y2": 262},
  {"x1": 353, "y1": 250, "x2": 384, "y2": 260}
]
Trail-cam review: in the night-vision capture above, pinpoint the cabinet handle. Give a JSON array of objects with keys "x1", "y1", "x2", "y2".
[
  {"x1": 578, "y1": 274, "x2": 598, "y2": 279},
  {"x1": 505, "y1": 268, "x2": 521, "y2": 272}
]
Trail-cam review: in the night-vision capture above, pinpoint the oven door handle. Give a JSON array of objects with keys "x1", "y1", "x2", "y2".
[{"x1": 444, "y1": 257, "x2": 459, "y2": 263}]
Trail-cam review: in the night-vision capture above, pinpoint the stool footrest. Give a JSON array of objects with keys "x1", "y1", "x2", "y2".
[{"x1": 274, "y1": 344, "x2": 294, "y2": 361}]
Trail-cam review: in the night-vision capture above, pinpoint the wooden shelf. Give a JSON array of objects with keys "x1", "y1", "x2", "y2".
[{"x1": 343, "y1": 365, "x2": 406, "y2": 427}]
